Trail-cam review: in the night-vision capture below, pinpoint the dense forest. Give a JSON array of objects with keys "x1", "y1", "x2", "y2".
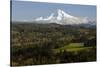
[{"x1": 11, "y1": 22, "x2": 96, "y2": 66}]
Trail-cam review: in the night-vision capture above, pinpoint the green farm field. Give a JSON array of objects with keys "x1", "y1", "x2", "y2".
[{"x1": 54, "y1": 43, "x2": 94, "y2": 53}]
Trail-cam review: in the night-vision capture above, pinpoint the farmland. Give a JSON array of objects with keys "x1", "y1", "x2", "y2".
[
  {"x1": 54, "y1": 43, "x2": 94, "y2": 53},
  {"x1": 11, "y1": 22, "x2": 96, "y2": 66}
]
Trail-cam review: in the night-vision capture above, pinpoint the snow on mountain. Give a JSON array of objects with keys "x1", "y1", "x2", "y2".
[
  {"x1": 43, "y1": 13, "x2": 54, "y2": 21},
  {"x1": 36, "y1": 13, "x2": 54, "y2": 21},
  {"x1": 35, "y1": 9, "x2": 95, "y2": 25},
  {"x1": 57, "y1": 9, "x2": 74, "y2": 19},
  {"x1": 35, "y1": 17, "x2": 43, "y2": 21}
]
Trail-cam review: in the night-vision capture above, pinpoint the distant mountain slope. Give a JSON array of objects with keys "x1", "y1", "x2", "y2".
[{"x1": 35, "y1": 9, "x2": 96, "y2": 25}]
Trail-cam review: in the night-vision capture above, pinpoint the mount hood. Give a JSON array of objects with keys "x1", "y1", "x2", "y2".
[{"x1": 35, "y1": 9, "x2": 96, "y2": 25}]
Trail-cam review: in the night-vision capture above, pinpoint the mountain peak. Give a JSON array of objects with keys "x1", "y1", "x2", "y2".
[
  {"x1": 57, "y1": 9, "x2": 74, "y2": 18},
  {"x1": 35, "y1": 9, "x2": 95, "y2": 25}
]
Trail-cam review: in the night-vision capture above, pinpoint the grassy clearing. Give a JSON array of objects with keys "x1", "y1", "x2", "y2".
[
  {"x1": 54, "y1": 43, "x2": 93, "y2": 53},
  {"x1": 66, "y1": 47, "x2": 93, "y2": 52},
  {"x1": 62, "y1": 43, "x2": 84, "y2": 48}
]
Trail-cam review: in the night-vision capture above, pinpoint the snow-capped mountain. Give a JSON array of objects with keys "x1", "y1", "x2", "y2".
[{"x1": 35, "y1": 9, "x2": 96, "y2": 25}]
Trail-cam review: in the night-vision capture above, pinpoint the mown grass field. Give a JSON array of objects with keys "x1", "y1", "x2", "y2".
[{"x1": 54, "y1": 43, "x2": 94, "y2": 53}]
